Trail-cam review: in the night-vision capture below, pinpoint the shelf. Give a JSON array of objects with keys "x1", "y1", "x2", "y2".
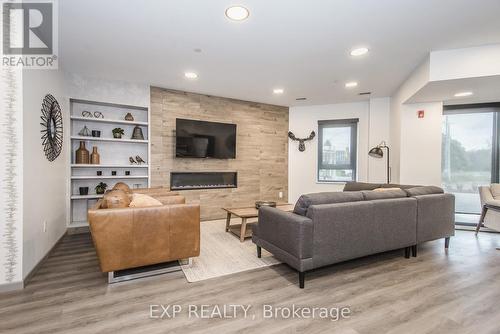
[
  {"x1": 70, "y1": 116, "x2": 148, "y2": 126},
  {"x1": 71, "y1": 136, "x2": 148, "y2": 144},
  {"x1": 71, "y1": 164, "x2": 149, "y2": 168},
  {"x1": 71, "y1": 175, "x2": 148, "y2": 180},
  {"x1": 71, "y1": 194, "x2": 104, "y2": 200},
  {"x1": 69, "y1": 98, "x2": 150, "y2": 229}
]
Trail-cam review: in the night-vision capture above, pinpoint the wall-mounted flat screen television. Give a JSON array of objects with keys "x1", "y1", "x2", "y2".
[{"x1": 175, "y1": 118, "x2": 237, "y2": 159}]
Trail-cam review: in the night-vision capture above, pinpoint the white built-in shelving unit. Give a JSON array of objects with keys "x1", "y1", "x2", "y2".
[{"x1": 69, "y1": 98, "x2": 150, "y2": 227}]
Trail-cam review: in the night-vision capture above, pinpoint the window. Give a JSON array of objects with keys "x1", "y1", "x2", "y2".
[
  {"x1": 442, "y1": 103, "x2": 500, "y2": 224},
  {"x1": 318, "y1": 119, "x2": 358, "y2": 182}
]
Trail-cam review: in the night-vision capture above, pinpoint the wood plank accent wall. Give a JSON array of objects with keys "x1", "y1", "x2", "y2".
[{"x1": 150, "y1": 87, "x2": 289, "y2": 220}]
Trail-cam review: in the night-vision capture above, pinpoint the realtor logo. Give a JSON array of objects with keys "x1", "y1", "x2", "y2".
[{"x1": 2, "y1": 0, "x2": 58, "y2": 68}]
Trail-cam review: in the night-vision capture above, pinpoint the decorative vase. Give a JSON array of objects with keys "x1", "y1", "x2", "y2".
[
  {"x1": 131, "y1": 126, "x2": 144, "y2": 140},
  {"x1": 125, "y1": 113, "x2": 134, "y2": 121},
  {"x1": 75, "y1": 141, "x2": 89, "y2": 164},
  {"x1": 79, "y1": 187, "x2": 89, "y2": 195},
  {"x1": 90, "y1": 146, "x2": 100, "y2": 164},
  {"x1": 113, "y1": 132, "x2": 122, "y2": 139},
  {"x1": 78, "y1": 125, "x2": 91, "y2": 137}
]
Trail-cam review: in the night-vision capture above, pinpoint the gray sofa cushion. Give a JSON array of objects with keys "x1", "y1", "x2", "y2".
[
  {"x1": 344, "y1": 182, "x2": 418, "y2": 191},
  {"x1": 294, "y1": 191, "x2": 364, "y2": 216},
  {"x1": 405, "y1": 186, "x2": 444, "y2": 196},
  {"x1": 343, "y1": 182, "x2": 382, "y2": 191},
  {"x1": 362, "y1": 189, "x2": 408, "y2": 201}
]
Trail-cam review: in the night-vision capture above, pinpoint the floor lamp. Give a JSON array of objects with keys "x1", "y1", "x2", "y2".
[{"x1": 368, "y1": 141, "x2": 390, "y2": 184}]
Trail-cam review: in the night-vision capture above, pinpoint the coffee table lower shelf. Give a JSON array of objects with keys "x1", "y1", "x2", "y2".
[
  {"x1": 222, "y1": 203, "x2": 294, "y2": 242},
  {"x1": 227, "y1": 222, "x2": 256, "y2": 240}
]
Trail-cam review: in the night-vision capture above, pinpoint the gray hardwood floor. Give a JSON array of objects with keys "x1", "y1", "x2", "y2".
[{"x1": 1, "y1": 230, "x2": 500, "y2": 334}]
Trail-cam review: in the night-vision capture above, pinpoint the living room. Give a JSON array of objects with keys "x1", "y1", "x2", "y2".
[{"x1": 1, "y1": 1, "x2": 500, "y2": 333}]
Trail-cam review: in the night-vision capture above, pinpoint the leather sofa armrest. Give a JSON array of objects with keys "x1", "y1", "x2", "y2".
[
  {"x1": 254, "y1": 206, "x2": 313, "y2": 259},
  {"x1": 166, "y1": 204, "x2": 200, "y2": 258}
]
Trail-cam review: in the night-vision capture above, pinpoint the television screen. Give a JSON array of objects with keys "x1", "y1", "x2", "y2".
[{"x1": 175, "y1": 118, "x2": 237, "y2": 159}]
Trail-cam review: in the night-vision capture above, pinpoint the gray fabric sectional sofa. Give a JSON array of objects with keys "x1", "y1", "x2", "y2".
[{"x1": 252, "y1": 182, "x2": 455, "y2": 288}]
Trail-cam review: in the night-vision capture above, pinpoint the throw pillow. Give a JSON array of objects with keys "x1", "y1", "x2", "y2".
[
  {"x1": 362, "y1": 189, "x2": 407, "y2": 200},
  {"x1": 129, "y1": 193, "x2": 163, "y2": 208},
  {"x1": 405, "y1": 186, "x2": 444, "y2": 196},
  {"x1": 490, "y1": 183, "x2": 500, "y2": 199},
  {"x1": 103, "y1": 190, "x2": 131, "y2": 209},
  {"x1": 373, "y1": 187, "x2": 401, "y2": 192},
  {"x1": 112, "y1": 182, "x2": 132, "y2": 194}
]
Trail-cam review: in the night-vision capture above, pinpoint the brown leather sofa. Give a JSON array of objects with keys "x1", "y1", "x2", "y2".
[{"x1": 88, "y1": 188, "x2": 200, "y2": 277}]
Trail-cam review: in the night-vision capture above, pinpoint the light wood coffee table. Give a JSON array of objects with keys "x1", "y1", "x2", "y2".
[{"x1": 222, "y1": 204, "x2": 294, "y2": 242}]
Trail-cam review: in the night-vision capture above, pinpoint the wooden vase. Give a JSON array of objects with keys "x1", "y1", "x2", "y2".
[
  {"x1": 90, "y1": 146, "x2": 100, "y2": 165},
  {"x1": 75, "y1": 141, "x2": 89, "y2": 164}
]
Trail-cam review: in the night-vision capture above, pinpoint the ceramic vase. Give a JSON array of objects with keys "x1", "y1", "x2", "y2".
[
  {"x1": 75, "y1": 141, "x2": 90, "y2": 164},
  {"x1": 125, "y1": 112, "x2": 134, "y2": 121},
  {"x1": 90, "y1": 146, "x2": 100, "y2": 164}
]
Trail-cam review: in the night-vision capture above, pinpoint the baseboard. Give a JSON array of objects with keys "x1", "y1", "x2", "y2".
[
  {"x1": 23, "y1": 232, "x2": 67, "y2": 286},
  {"x1": 67, "y1": 225, "x2": 90, "y2": 235},
  {"x1": 456, "y1": 225, "x2": 499, "y2": 233},
  {"x1": 0, "y1": 281, "x2": 24, "y2": 293}
]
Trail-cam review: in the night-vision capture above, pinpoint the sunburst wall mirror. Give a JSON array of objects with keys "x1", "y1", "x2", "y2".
[{"x1": 40, "y1": 94, "x2": 63, "y2": 161}]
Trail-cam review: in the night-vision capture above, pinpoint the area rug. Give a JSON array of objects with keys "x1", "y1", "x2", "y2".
[{"x1": 180, "y1": 219, "x2": 280, "y2": 282}]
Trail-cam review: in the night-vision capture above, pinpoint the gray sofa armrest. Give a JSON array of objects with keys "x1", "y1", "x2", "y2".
[
  {"x1": 253, "y1": 206, "x2": 313, "y2": 260},
  {"x1": 414, "y1": 193, "x2": 455, "y2": 243}
]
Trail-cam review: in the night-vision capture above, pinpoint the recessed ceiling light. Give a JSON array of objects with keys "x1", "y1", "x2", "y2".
[
  {"x1": 225, "y1": 6, "x2": 249, "y2": 21},
  {"x1": 184, "y1": 72, "x2": 198, "y2": 79},
  {"x1": 345, "y1": 82, "x2": 358, "y2": 88},
  {"x1": 273, "y1": 88, "x2": 284, "y2": 94},
  {"x1": 350, "y1": 47, "x2": 369, "y2": 57},
  {"x1": 454, "y1": 91, "x2": 473, "y2": 97}
]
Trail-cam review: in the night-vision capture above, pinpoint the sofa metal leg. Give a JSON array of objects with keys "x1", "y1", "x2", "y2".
[
  {"x1": 476, "y1": 207, "x2": 487, "y2": 235},
  {"x1": 404, "y1": 247, "x2": 410, "y2": 259},
  {"x1": 257, "y1": 245, "x2": 262, "y2": 258},
  {"x1": 299, "y1": 271, "x2": 305, "y2": 289},
  {"x1": 445, "y1": 237, "x2": 450, "y2": 249},
  {"x1": 475, "y1": 221, "x2": 483, "y2": 236},
  {"x1": 411, "y1": 245, "x2": 417, "y2": 257}
]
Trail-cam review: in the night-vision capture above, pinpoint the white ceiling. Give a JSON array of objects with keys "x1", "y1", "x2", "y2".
[
  {"x1": 408, "y1": 75, "x2": 500, "y2": 105},
  {"x1": 60, "y1": 0, "x2": 500, "y2": 107}
]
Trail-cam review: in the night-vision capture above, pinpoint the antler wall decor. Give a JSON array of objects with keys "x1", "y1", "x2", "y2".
[{"x1": 288, "y1": 131, "x2": 316, "y2": 152}]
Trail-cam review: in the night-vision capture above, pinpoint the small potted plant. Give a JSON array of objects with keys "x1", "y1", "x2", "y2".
[
  {"x1": 95, "y1": 182, "x2": 107, "y2": 195},
  {"x1": 112, "y1": 128, "x2": 124, "y2": 139}
]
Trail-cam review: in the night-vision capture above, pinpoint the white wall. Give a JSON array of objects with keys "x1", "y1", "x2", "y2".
[
  {"x1": 399, "y1": 102, "x2": 443, "y2": 186},
  {"x1": 0, "y1": 67, "x2": 23, "y2": 289},
  {"x1": 390, "y1": 57, "x2": 431, "y2": 183},
  {"x1": 368, "y1": 97, "x2": 391, "y2": 183},
  {"x1": 22, "y1": 69, "x2": 68, "y2": 279},
  {"x1": 65, "y1": 73, "x2": 150, "y2": 107},
  {"x1": 288, "y1": 101, "x2": 371, "y2": 202}
]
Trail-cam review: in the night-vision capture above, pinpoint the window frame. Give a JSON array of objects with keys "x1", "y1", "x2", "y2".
[
  {"x1": 317, "y1": 118, "x2": 359, "y2": 183},
  {"x1": 442, "y1": 103, "x2": 500, "y2": 224}
]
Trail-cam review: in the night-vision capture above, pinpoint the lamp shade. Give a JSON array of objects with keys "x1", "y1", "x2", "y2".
[{"x1": 368, "y1": 146, "x2": 384, "y2": 158}]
